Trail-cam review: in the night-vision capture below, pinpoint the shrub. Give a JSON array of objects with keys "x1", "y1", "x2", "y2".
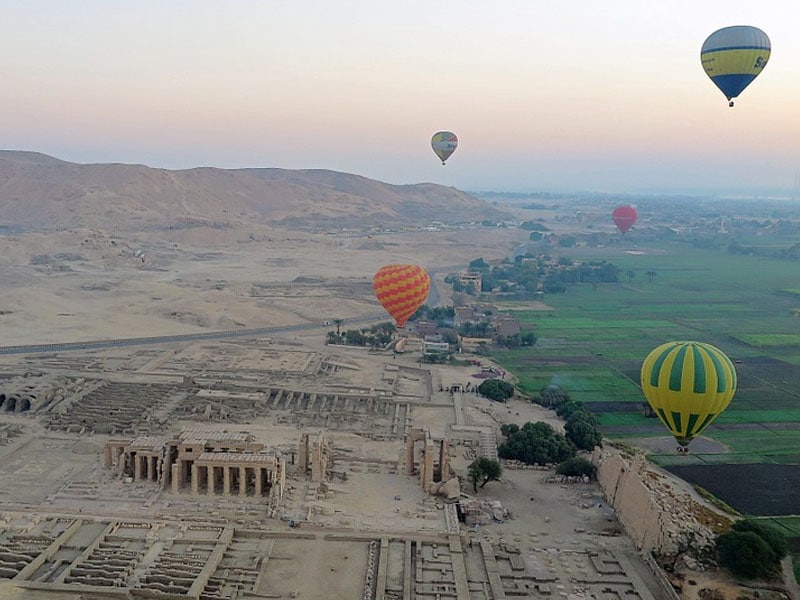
[
  {"x1": 716, "y1": 531, "x2": 781, "y2": 579},
  {"x1": 731, "y1": 520, "x2": 787, "y2": 561},
  {"x1": 564, "y1": 411, "x2": 603, "y2": 451},
  {"x1": 498, "y1": 421, "x2": 576, "y2": 465},
  {"x1": 478, "y1": 379, "x2": 515, "y2": 402},
  {"x1": 555, "y1": 456, "x2": 596, "y2": 478}
]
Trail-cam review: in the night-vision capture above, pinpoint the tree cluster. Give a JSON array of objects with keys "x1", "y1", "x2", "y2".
[
  {"x1": 498, "y1": 422, "x2": 575, "y2": 465},
  {"x1": 458, "y1": 321, "x2": 492, "y2": 338},
  {"x1": 408, "y1": 305, "x2": 455, "y2": 325},
  {"x1": 477, "y1": 379, "x2": 514, "y2": 402},
  {"x1": 495, "y1": 332, "x2": 537, "y2": 348},
  {"x1": 326, "y1": 322, "x2": 396, "y2": 348},
  {"x1": 519, "y1": 221, "x2": 550, "y2": 232},
  {"x1": 446, "y1": 254, "x2": 622, "y2": 300},
  {"x1": 728, "y1": 240, "x2": 800, "y2": 261},
  {"x1": 535, "y1": 385, "x2": 603, "y2": 451},
  {"x1": 716, "y1": 519, "x2": 787, "y2": 580}
]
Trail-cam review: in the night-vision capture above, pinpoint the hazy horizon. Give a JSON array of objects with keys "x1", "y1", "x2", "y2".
[{"x1": 3, "y1": 2, "x2": 800, "y2": 196}]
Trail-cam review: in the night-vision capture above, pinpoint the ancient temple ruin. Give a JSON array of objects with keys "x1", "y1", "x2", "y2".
[
  {"x1": 104, "y1": 428, "x2": 286, "y2": 502},
  {"x1": 404, "y1": 427, "x2": 451, "y2": 490},
  {"x1": 298, "y1": 429, "x2": 329, "y2": 482}
]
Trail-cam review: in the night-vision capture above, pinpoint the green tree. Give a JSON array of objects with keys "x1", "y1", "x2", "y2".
[
  {"x1": 731, "y1": 520, "x2": 787, "y2": 561},
  {"x1": 555, "y1": 456, "x2": 596, "y2": 478},
  {"x1": 500, "y1": 423, "x2": 519, "y2": 437},
  {"x1": 564, "y1": 413, "x2": 603, "y2": 451},
  {"x1": 537, "y1": 384, "x2": 571, "y2": 409},
  {"x1": 333, "y1": 318, "x2": 343, "y2": 335},
  {"x1": 520, "y1": 332, "x2": 537, "y2": 346},
  {"x1": 478, "y1": 379, "x2": 515, "y2": 402},
  {"x1": 468, "y1": 457, "x2": 502, "y2": 493},
  {"x1": 498, "y1": 421, "x2": 576, "y2": 465},
  {"x1": 716, "y1": 531, "x2": 781, "y2": 579},
  {"x1": 469, "y1": 258, "x2": 488, "y2": 269},
  {"x1": 555, "y1": 400, "x2": 585, "y2": 419}
]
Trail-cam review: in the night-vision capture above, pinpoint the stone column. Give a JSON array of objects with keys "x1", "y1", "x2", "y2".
[
  {"x1": 439, "y1": 440, "x2": 450, "y2": 482},
  {"x1": 298, "y1": 434, "x2": 309, "y2": 474},
  {"x1": 103, "y1": 444, "x2": 112, "y2": 468},
  {"x1": 405, "y1": 437, "x2": 415, "y2": 475},
  {"x1": 423, "y1": 443, "x2": 434, "y2": 487},
  {"x1": 134, "y1": 454, "x2": 143, "y2": 481},
  {"x1": 191, "y1": 463, "x2": 199, "y2": 495},
  {"x1": 223, "y1": 466, "x2": 231, "y2": 496},
  {"x1": 208, "y1": 465, "x2": 216, "y2": 496},
  {"x1": 171, "y1": 463, "x2": 181, "y2": 494},
  {"x1": 239, "y1": 466, "x2": 247, "y2": 496},
  {"x1": 278, "y1": 458, "x2": 286, "y2": 497},
  {"x1": 255, "y1": 467, "x2": 263, "y2": 497}
]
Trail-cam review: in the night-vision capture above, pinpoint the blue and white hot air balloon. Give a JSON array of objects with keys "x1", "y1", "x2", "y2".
[{"x1": 701, "y1": 25, "x2": 770, "y2": 107}]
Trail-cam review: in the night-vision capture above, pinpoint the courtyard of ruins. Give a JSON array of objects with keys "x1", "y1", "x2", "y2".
[{"x1": 0, "y1": 330, "x2": 668, "y2": 600}]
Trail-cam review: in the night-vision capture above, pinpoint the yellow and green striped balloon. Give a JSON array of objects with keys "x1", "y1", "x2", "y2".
[
  {"x1": 641, "y1": 341, "x2": 737, "y2": 447},
  {"x1": 701, "y1": 25, "x2": 770, "y2": 107}
]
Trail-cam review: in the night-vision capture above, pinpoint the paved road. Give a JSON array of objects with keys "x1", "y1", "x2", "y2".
[
  {"x1": 426, "y1": 263, "x2": 467, "y2": 307},
  {"x1": 0, "y1": 314, "x2": 386, "y2": 356},
  {"x1": 0, "y1": 264, "x2": 465, "y2": 356}
]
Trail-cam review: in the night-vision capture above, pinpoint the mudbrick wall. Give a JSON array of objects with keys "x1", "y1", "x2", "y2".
[{"x1": 592, "y1": 447, "x2": 730, "y2": 558}]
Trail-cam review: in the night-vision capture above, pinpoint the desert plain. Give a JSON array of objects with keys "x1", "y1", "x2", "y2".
[{"x1": 0, "y1": 216, "x2": 681, "y2": 599}]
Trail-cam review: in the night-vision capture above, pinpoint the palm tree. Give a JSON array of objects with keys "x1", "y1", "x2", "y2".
[{"x1": 333, "y1": 319, "x2": 343, "y2": 335}]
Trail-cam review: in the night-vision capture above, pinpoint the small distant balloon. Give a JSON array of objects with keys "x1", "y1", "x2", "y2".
[
  {"x1": 612, "y1": 205, "x2": 637, "y2": 234},
  {"x1": 373, "y1": 264, "x2": 430, "y2": 328},
  {"x1": 701, "y1": 25, "x2": 770, "y2": 107},
  {"x1": 431, "y1": 131, "x2": 458, "y2": 165}
]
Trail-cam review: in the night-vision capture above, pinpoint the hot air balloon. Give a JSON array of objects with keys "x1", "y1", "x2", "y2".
[
  {"x1": 373, "y1": 264, "x2": 430, "y2": 328},
  {"x1": 701, "y1": 25, "x2": 770, "y2": 107},
  {"x1": 431, "y1": 131, "x2": 458, "y2": 165},
  {"x1": 612, "y1": 205, "x2": 637, "y2": 234},
  {"x1": 641, "y1": 341, "x2": 737, "y2": 452}
]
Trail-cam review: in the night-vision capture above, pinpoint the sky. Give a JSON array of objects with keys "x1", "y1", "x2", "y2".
[{"x1": 2, "y1": 1, "x2": 800, "y2": 195}]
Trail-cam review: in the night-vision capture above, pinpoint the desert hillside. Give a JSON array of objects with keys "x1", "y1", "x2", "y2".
[{"x1": 0, "y1": 151, "x2": 507, "y2": 232}]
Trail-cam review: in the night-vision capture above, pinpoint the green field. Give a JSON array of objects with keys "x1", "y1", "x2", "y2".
[{"x1": 488, "y1": 238, "x2": 800, "y2": 472}]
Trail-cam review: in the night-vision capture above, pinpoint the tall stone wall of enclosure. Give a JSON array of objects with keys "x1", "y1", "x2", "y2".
[{"x1": 592, "y1": 447, "x2": 729, "y2": 557}]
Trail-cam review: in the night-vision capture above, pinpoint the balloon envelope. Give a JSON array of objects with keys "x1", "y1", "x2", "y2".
[
  {"x1": 373, "y1": 264, "x2": 430, "y2": 327},
  {"x1": 701, "y1": 26, "x2": 770, "y2": 103},
  {"x1": 612, "y1": 205, "x2": 637, "y2": 233},
  {"x1": 431, "y1": 131, "x2": 458, "y2": 165},
  {"x1": 641, "y1": 341, "x2": 737, "y2": 447}
]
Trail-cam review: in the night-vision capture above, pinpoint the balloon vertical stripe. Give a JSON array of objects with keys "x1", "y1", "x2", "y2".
[
  {"x1": 641, "y1": 341, "x2": 737, "y2": 447},
  {"x1": 373, "y1": 264, "x2": 430, "y2": 327}
]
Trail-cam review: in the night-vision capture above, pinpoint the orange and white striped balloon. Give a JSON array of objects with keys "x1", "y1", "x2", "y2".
[{"x1": 373, "y1": 264, "x2": 430, "y2": 327}]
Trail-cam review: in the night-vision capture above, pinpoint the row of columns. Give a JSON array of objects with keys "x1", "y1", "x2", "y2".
[
  {"x1": 134, "y1": 454, "x2": 160, "y2": 482},
  {"x1": 189, "y1": 464, "x2": 272, "y2": 497}
]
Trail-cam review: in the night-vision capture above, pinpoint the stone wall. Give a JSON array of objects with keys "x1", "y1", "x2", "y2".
[{"x1": 592, "y1": 447, "x2": 726, "y2": 558}]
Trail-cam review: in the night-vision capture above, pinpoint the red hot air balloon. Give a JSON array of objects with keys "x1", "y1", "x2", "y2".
[
  {"x1": 612, "y1": 205, "x2": 638, "y2": 234},
  {"x1": 373, "y1": 264, "x2": 430, "y2": 328}
]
